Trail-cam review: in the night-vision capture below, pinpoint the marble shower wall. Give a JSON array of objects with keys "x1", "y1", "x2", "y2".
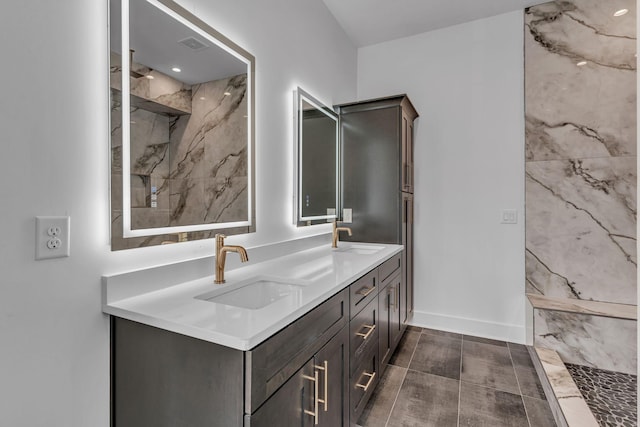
[
  {"x1": 111, "y1": 63, "x2": 248, "y2": 249},
  {"x1": 524, "y1": 0, "x2": 637, "y2": 372}
]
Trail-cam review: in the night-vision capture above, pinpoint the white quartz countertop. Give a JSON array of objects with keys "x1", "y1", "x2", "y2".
[{"x1": 103, "y1": 242, "x2": 403, "y2": 351}]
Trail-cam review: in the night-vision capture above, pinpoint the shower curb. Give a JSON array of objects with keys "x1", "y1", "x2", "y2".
[{"x1": 528, "y1": 346, "x2": 599, "y2": 427}]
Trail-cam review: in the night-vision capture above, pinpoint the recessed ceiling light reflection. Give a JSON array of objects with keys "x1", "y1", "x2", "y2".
[
  {"x1": 172, "y1": 67, "x2": 181, "y2": 73},
  {"x1": 614, "y1": 8, "x2": 628, "y2": 16},
  {"x1": 145, "y1": 75, "x2": 154, "y2": 79},
  {"x1": 224, "y1": 92, "x2": 231, "y2": 96},
  {"x1": 199, "y1": 97, "x2": 206, "y2": 100},
  {"x1": 576, "y1": 61, "x2": 587, "y2": 66}
]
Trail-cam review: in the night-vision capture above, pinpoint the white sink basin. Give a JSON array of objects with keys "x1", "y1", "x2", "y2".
[
  {"x1": 334, "y1": 244, "x2": 385, "y2": 255},
  {"x1": 195, "y1": 277, "x2": 306, "y2": 310}
]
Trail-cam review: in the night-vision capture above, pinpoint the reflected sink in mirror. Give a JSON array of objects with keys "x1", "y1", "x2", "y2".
[
  {"x1": 334, "y1": 244, "x2": 385, "y2": 255},
  {"x1": 195, "y1": 277, "x2": 308, "y2": 310}
]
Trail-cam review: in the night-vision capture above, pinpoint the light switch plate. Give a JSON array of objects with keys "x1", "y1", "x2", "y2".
[
  {"x1": 36, "y1": 216, "x2": 70, "y2": 260},
  {"x1": 501, "y1": 209, "x2": 518, "y2": 224},
  {"x1": 343, "y1": 208, "x2": 352, "y2": 223}
]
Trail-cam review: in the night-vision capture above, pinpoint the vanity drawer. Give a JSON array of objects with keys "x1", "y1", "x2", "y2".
[
  {"x1": 245, "y1": 288, "x2": 348, "y2": 413},
  {"x1": 350, "y1": 269, "x2": 378, "y2": 318},
  {"x1": 349, "y1": 297, "x2": 378, "y2": 375},
  {"x1": 350, "y1": 343, "x2": 379, "y2": 423},
  {"x1": 379, "y1": 253, "x2": 401, "y2": 285}
]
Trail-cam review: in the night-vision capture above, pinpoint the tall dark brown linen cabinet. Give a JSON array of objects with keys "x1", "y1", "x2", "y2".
[{"x1": 336, "y1": 94, "x2": 418, "y2": 331}]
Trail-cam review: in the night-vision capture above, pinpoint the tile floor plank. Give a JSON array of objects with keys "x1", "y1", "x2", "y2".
[
  {"x1": 387, "y1": 370, "x2": 459, "y2": 427},
  {"x1": 389, "y1": 330, "x2": 420, "y2": 368},
  {"x1": 459, "y1": 382, "x2": 529, "y2": 427},
  {"x1": 515, "y1": 366, "x2": 547, "y2": 400},
  {"x1": 409, "y1": 333, "x2": 462, "y2": 380},
  {"x1": 461, "y1": 340, "x2": 520, "y2": 394},
  {"x1": 523, "y1": 396, "x2": 557, "y2": 427}
]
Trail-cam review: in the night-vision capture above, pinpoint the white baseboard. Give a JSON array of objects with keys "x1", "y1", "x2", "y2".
[{"x1": 410, "y1": 310, "x2": 526, "y2": 344}]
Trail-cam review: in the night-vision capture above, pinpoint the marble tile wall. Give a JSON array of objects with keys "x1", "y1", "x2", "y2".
[
  {"x1": 110, "y1": 59, "x2": 248, "y2": 249},
  {"x1": 524, "y1": 0, "x2": 637, "y2": 372}
]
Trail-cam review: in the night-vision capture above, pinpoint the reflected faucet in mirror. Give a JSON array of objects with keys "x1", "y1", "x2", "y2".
[
  {"x1": 215, "y1": 234, "x2": 249, "y2": 284},
  {"x1": 332, "y1": 219, "x2": 352, "y2": 248}
]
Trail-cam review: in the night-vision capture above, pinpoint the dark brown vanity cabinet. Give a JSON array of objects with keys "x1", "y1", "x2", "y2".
[
  {"x1": 112, "y1": 289, "x2": 349, "y2": 427},
  {"x1": 110, "y1": 254, "x2": 409, "y2": 427}
]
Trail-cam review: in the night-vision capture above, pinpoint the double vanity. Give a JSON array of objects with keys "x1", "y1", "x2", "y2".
[
  {"x1": 103, "y1": 241, "x2": 410, "y2": 426},
  {"x1": 106, "y1": 1, "x2": 417, "y2": 425}
]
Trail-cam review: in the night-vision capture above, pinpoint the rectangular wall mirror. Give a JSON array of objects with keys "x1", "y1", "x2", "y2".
[
  {"x1": 293, "y1": 88, "x2": 339, "y2": 227},
  {"x1": 109, "y1": 0, "x2": 255, "y2": 250}
]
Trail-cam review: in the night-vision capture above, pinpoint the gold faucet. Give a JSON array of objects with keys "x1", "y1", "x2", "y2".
[
  {"x1": 214, "y1": 234, "x2": 249, "y2": 284},
  {"x1": 332, "y1": 219, "x2": 352, "y2": 248}
]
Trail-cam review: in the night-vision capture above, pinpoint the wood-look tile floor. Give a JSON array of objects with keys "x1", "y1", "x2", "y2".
[{"x1": 358, "y1": 327, "x2": 557, "y2": 427}]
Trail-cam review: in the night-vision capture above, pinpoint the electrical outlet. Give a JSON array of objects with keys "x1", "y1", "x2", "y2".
[
  {"x1": 501, "y1": 209, "x2": 518, "y2": 224},
  {"x1": 36, "y1": 216, "x2": 70, "y2": 260},
  {"x1": 343, "y1": 208, "x2": 353, "y2": 223}
]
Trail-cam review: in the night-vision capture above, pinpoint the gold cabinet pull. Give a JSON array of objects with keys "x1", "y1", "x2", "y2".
[
  {"x1": 355, "y1": 371, "x2": 376, "y2": 392},
  {"x1": 314, "y1": 361, "x2": 328, "y2": 412},
  {"x1": 303, "y1": 370, "x2": 319, "y2": 425},
  {"x1": 389, "y1": 288, "x2": 396, "y2": 311},
  {"x1": 357, "y1": 286, "x2": 376, "y2": 297},
  {"x1": 355, "y1": 324, "x2": 376, "y2": 340}
]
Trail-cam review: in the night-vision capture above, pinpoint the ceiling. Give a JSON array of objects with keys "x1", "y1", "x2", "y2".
[{"x1": 321, "y1": 0, "x2": 543, "y2": 47}]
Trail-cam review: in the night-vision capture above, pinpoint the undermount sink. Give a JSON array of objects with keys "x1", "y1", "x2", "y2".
[
  {"x1": 334, "y1": 244, "x2": 385, "y2": 255},
  {"x1": 195, "y1": 277, "x2": 306, "y2": 310}
]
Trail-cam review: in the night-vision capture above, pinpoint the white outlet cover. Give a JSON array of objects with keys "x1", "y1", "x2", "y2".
[{"x1": 36, "y1": 216, "x2": 70, "y2": 260}]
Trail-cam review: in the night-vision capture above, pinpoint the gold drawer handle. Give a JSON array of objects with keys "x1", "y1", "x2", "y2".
[
  {"x1": 314, "y1": 361, "x2": 328, "y2": 412},
  {"x1": 355, "y1": 324, "x2": 376, "y2": 340},
  {"x1": 303, "y1": 370, "x2": 319, "y2": 425},
  {"x1": 357, "y1": 286, "x2": 376, "y2": 297},
  {"x1": 356, "y1": 371, "x2": 376, "y2": 392}
]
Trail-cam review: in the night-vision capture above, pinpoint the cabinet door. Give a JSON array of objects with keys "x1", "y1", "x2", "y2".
[
  {"x1": 248, "y1": 360, "x2": 315, "y2": 427},
  {"x1": 315, "y1": 326, "x2": 349, "y2": 427}
]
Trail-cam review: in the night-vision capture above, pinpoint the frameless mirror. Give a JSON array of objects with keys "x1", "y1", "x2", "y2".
[
  {"x1": 109, "y1": 0, "x2": 255, "y2": 250},
  {"x1": 293, "y1": 88, "x2": 339, "y2": 227}
]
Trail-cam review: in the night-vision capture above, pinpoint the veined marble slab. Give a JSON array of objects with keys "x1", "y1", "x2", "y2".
[
  {"x1": 525, "y1": 157, "x2": 636, "y2": 303},
  {"x1": 534, "y1": 309, "x2": 637, "y2": 374},
  {"x1": 534, "y1": 347, "x2": 599, "y2": 427},
  {"x1": 527, "y1": 293, "x2": 637, "y2": 320},
  {"x1": 525, "y1": 0, "x2": 636, "y2": 161}
]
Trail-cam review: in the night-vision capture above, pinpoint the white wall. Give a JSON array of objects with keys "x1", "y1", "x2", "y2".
[
  {"x1": 358, "y1": 11, "x2": 526, "y2": 342},
  {"x1": 0, "y1": 1, "x2": 356, "y2": 425}
]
